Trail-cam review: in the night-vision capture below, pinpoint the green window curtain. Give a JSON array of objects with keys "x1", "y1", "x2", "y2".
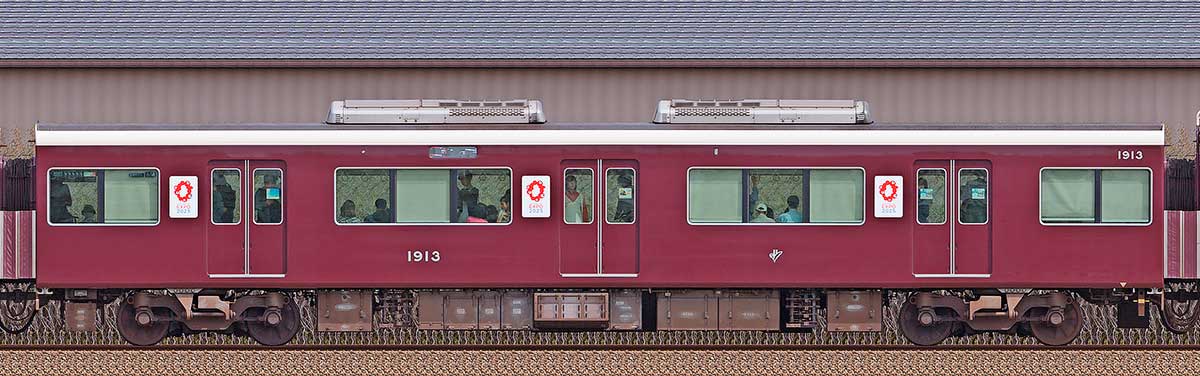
[
  {"x1": 103, "y1": 169, "x2": 159, "y2": 223},
  {"x1": 1100, "y1": 169, "x2": 1150, "y2": 223},
  {"x1": 1040, "y1": 169, "x2": 1095, "y2": 222},
  {"x1": 395, "y1": 169, "x2": 451, "y2": 223},
  {"x1": 688, "y1": 169, "x2": 742, "y2": 223},
  {"x1": 808, "y1": 169, "x2": 864, "y2": 223}
]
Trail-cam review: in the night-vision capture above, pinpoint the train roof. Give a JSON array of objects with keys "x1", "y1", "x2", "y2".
[{"x1": 35, "y1": 122, "x2": 1164, "y2": 147}]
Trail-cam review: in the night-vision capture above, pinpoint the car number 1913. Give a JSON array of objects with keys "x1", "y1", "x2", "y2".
[
  {"x1": 407, "y1": 249, "x2": 441, "y2": 263},
  {"x1": 1118, "y1": 150, "x2": 1143, "y2": 160}
]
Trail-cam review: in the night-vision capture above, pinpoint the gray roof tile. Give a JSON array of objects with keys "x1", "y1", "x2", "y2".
[{"x1": 1, "y1": 0, "x2": 1197, "y2": 60}]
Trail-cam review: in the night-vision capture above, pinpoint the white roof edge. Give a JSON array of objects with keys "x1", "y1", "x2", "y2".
[{"x1": 35, "y1": 128, "x2": 1165, "y2": 147}]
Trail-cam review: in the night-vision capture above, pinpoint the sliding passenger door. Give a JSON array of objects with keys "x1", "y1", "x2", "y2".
[
  {"x1": 247, "y1": 161, "x2": 286, "y2": 275},
  {"x1": 559, "y1": 160, "x2": 599, "y2": 275},
  {"x1": 558, "y1": 159, "x2": 639, "y2": 277},
  {"x1": 206, "y1": 160, "x2": 286, "y2": 277},
  {"x1": 206, "y1": 161, "x2": 246, "y2": 276},
  {"x1": 600, "y1": 160, "x2": 638, "y2": 275},
  {"x1": 953, "y1": 160, "x2": 991, "y2": 276},
  {"x1": 912, "y1": 161, "x2": 951, "y2": 275},
  {"x1": 911, "y1": 159, "x2": 991, "y2": 277}
]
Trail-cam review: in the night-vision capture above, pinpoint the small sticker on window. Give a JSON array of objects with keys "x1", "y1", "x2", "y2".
[
  {"x1": 266, "y1": 187, "x2": 281, "y2": 200},
  {"x1": 918, "y1": 188, "x2": 933, "y2": 200},
  {"x1": 618, "y1": 187, "x2": 633, "y2": 199},
  {"x1": 971, "y1": 187, "x2": 986, "y2": 200}
]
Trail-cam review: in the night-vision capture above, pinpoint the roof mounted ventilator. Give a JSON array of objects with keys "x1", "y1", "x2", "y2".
[
  {"x1": 653, "y1": 99, "x2": 871, "y2": 124},
  {"x1": 326, "y1": 99, "x2": 545, "y2": 124}
]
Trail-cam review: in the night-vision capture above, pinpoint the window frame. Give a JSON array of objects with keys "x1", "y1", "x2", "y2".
[
  {"x1": 956, "y1": 168, "x2": 990, "y2": 226},
  {"x1": 251, "y1": 168, "x2": 284, "y2": 226},
  {"x1": 915, "y1": 168, "x2": 948, "y2": 226},
  {"x1": 604, "y1": 167, "x2": 637, "y2": 225},
  {"x1": 332, "y1": 166, "x2": 514, "y2": 226},
  {"x1": 562, "y1": 167, "x2": 596, "y2": 225},
  {"x1": 45, "y1": 167, "x2": 162, "y2": 227},
  {"x1": 210, "y1": 168, "x2": 242, "y2": 226},
  {"x1": 685, "y1": 166, "x2": 867, "y2": 226},
  {"x1": 1038, "y1": 166, "x2": 1153, "y2": 227}
]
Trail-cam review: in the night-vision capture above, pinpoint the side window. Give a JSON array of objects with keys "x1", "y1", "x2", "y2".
[
  {"x1": 1040, "y1": 168, "x2": 1150, "y2": 224},
  {"x1": 564, "y1": 169, "x2": 594, "y2": 224},
  {"x1": 335, "y1": 169, "x2": 392, "y2": 224},
  {"x1": 400, "y1": 170, "x2": 448, "y2": 223},
  {"x1": 211, "y1": 169, "x2": 241, "y2": 224},
  {"x1": 334, "y1": 168, "x2": 511, "y2": 225},
  {"x1": 1100, "y1": 169, "x2": 1151, "y2": 223},
  {"x1": 606, "y1": 169, "x2": 635, "y2": 224},
  {"x1": 809, "y1": 169, "x2": 864, "y2": 223},
  {"x1": 958, "y1": 169, "x2": 988, "y2": 224},
  {"x1": 687, "y1": 168, "x2": 864, "y2": 225},
  {"x1": 687, "y1": 169, "x2": 741, "y2": 223},
  {"x1": 1040, "y1": 169, "x2": 1094, "y2": 222},
  {"x1": 456, "y1": 169, "x2": 510, "y2": 223},
  {"x1": 916, "y1": 169, "x2": 947, "y2": 224},
  {"x1": 48, "y1": 168, "x2": 159, "y2": 225},
  {"x1": 748, "y1": 169, "x2": 805, "y2": 223},
  {"x1": 253, "y1": 169, "x2": 283, "y2": 225}
]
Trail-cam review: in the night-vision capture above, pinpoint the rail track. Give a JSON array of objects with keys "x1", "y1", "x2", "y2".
[
  {"x1": 1, "y1": 347, "x2": 1198, "y2": 376},
  {"x1": 3, "y1": 344, "x2": 1200, "y2": 351}
]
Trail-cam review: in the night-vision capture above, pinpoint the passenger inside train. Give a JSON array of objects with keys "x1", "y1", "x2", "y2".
[
  {"x1": 338, "y1": 200, "x2": 361, "y2": 223},
  {"x1": 254, "y1": 172, "x2": 282, "y2": 224},
  {"x1": 212, "y1": 172, "x2": 238, "y2": 224},
  {"x1": 364, "y1": 199, "x2": 391, "y2": 223},
  {"x1": 564, "y1": 173, "x2": 592, "y2": 224},
  {"x1": 333, "y1": 168, "x2": 511, "y2": 225}
]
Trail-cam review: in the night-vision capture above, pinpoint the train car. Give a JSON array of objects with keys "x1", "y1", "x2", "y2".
[{"x1": 0, "y1": 98, "x2": 1193, "y2": 346}]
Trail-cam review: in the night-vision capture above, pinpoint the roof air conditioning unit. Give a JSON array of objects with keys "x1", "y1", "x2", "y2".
[
  {"x1": 653, "y1": 99, "x2": 871, "y2": 124},
  {"x1": 326, "y1": 99, "x2": 546, "y2": 124}
]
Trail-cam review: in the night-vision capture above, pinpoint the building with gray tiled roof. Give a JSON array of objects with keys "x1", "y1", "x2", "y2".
[{"x1": 3, "y1": 0, "x2": 1198, "y2": 63}]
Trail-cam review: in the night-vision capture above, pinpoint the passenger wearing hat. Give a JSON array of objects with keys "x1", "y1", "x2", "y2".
[{"x1": 750, "y1": 202, "x2": 775, "y2": 223}]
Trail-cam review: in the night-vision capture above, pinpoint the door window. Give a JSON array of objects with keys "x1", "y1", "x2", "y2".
[
  {"x1": 253, "y1": 169, "x2": 283, "y2": 225},
  {"x1": 564, "y1": 168, "x2": 594, "y2": 224},
  {"x1": 916, "y1": 169, "x2": 946, "y2": 224},
  {"x1": 211, "y1": 169, "x2": 241, "y2": 224},
  {"x1": 605, "y1": 168, "x2": 636, "y2": 224},
  {"x1": 958, "y1": 169, "x2": 988, "y2": 225}
]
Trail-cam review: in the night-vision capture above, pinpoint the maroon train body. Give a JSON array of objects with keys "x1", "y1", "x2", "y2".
[
  {"x1": 0, "y1": 99, "x2": 1191, "y2": 346},
  {"x1": 33, "y1": 140, "x2": 1163, "y2": 290}
]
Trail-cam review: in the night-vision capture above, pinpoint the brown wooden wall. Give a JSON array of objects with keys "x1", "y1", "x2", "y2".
[{"x1": 2, "y1": 67, "x2": 1198, "y2": 156}]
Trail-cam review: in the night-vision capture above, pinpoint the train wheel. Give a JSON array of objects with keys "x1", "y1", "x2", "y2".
[
  {"x1": 245, "y1": 298, "x2": 301, "y2": 346},
  {"x1": 1161, "y1": 282, "x2": 1199, "y2": 334},
  {"x1": 1029, "y1": 297, "x2": 1083, "y2": 346},
  {"x1": 898, "y1": 296, "x2": 954, "y2": 346},
  {"x1": 0, "y1": 282, "x2": 36, "y2": 334},
  {"x1": 116, "y1": 298, "x2": 170, "y2": 346}
]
